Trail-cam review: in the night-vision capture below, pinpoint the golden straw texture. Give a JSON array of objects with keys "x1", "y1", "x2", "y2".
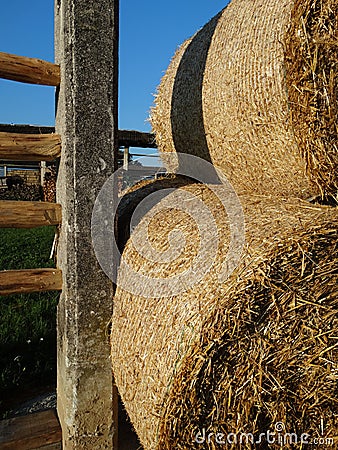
[
  {"x1": 111, "y1": 184, "x2": 338, "y2": 449},
  {"x1": 285, "y1": 0, "x2": 338, "y2": 198},
  {"x1": 151, "y1": 0, "x2": 338, "y2": 199}
]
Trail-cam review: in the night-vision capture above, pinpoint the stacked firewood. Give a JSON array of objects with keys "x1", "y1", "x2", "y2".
[
  {"x1": 0, "y1": 184, "x2": 43, "y2": 201},
  {"x1": 43, "y1": 169, "x2": 57, "y2": 203}
]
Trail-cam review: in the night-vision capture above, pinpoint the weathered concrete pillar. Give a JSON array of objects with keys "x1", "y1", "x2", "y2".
[{"x1": 55, "y1": 1, "x2": 119, "y2": 448}]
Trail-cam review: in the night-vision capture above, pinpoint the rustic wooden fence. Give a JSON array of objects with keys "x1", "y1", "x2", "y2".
[
  {"x1": 0, "y1": 50, "x2": 63, "y2": 449},
  {"x1": 0, "y1": 51, "x2": 63, "y2": 297},
  {"x1": 0, "y1": 124, "x2": 157, "y2": 186},
  {"x1": 0, "y1": 1, "x2": 155, "y2": 447}
]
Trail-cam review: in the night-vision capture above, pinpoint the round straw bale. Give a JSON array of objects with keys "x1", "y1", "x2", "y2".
[
  {"x1": 116, "y1": 175, "x2": 195, "y2": 251},
  {"x1": 150, "y1": 0, "x2": 338, "y2": 199},
  {"x1": 111, "y1": 184, "x2": 338, "y2": 449}
]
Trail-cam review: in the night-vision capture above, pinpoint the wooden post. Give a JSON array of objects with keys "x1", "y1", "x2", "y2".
[
  {"x1": 123, "y1": 146, "x2": 129, "y2": 171},
  {"x1": 41, "y1": 161, "x2": 46, "y2": 186},
  {"x1": 55, "y1": 0, "x2": 119, "y2": 449}
]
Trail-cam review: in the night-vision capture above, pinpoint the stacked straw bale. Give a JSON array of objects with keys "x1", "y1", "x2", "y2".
[
  {"x1": 111, "y1": 183, "x2": 338, "y2": 449},
  {"x1": 111, "y1": 0, "x2": 338, "y2": 447},
  {"x1": 150, "y1": 0, "x2": 338, "y2": 200}
]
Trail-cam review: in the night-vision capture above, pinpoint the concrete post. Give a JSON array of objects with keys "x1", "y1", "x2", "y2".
[{"x1": 55, "y1": 1, "x2": 119, "y2": 448}]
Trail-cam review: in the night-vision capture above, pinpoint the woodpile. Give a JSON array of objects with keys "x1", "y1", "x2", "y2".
[
  {"x1": 0, "y1": 184, "x2": 42, "y2": 202},
  {"x1": 43, "y1": 169, "x2": 57, "y2": 203}
]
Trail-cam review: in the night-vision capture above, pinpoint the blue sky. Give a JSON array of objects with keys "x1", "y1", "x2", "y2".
[{"x1": 0, "y1": 0, "x2": 228, "y2": 162}]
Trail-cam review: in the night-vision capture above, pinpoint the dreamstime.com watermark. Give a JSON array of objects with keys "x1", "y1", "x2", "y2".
[
  {"x1": 91, "y1": 153, "x2": 245, "y2": 298},
  {"x1": 193, "y1": 422, "x2": 335, "y2": 447}
]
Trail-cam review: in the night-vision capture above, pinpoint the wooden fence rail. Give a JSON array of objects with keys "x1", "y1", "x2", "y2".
[
  {"x1": 0, "y1": 52, "x2": 60, "y2": 86},
  {"x1": 0, "y1": 124, "x2": 157, "y2": 149},
  {"x1": 0, "y1": 201, "x2": 62, "y2": 228},
  {"x1": 0, "y1": 132, "x2": 61, "y2": 161},
  {"x1": 118, "y1": 129, "x2": 157, "y2": 148},
  {"x1": 0, "y1": 124, "x2": 55, "y2": 135},
  {"x1": 0, "y1": 269, "x2": 63, "y2": 296},
  {"x1": 0, "y1": 409, "x2": 62, "y2": 449}
]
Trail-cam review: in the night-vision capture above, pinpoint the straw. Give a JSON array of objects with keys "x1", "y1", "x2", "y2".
[
  {"x1": 111, "y1": 183, "x2": 338, "y2": 449},
  {"x1": 150, "y1": 0, "x2": 337, "y2": 200}
]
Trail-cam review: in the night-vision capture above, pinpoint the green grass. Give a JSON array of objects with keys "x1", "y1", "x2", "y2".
[
  {"x1": 0, "y1": 227, "x2": 56, "y2": 270},
  {"x1": 0, "y1": 227, "x2": 59, "y2": 416}
]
